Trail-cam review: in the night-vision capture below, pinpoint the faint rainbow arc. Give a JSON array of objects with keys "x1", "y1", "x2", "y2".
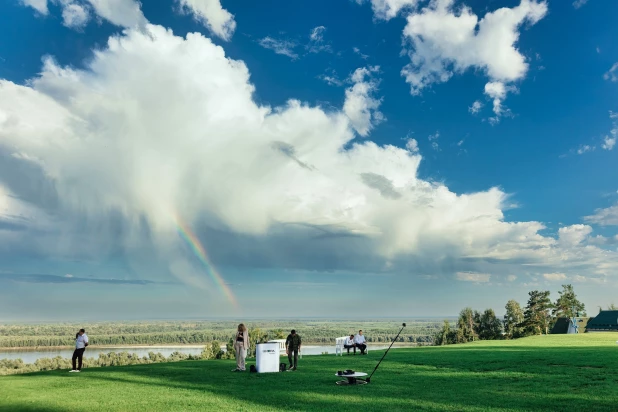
[{"x1": 174, "y1": 216, "x2": 239, "y2": 309}]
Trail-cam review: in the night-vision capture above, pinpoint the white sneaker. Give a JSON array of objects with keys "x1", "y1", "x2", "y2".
[
  {"x1": 74, "y1": 370, "x2": 80, "y2": 372},
  {"x1": 69, "y1": 370, "x2": 77, "y2": 372}
]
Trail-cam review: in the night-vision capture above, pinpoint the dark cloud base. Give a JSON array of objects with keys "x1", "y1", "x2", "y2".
[{"x1": 0, "y1": 273, "x2": 177, "y2": 286}]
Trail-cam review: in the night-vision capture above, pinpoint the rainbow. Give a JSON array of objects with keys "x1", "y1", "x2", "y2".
[{"x1": 174, "y1": 216, "x2": 239, "y2": 309}]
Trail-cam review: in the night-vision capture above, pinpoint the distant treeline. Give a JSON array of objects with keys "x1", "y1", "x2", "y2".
[
  {"x1": 0, "y1": 320, "x2": 442, "y2": 348},
  {"x1": 434, "y1": 284, "x2": 588, "y2": 346}
]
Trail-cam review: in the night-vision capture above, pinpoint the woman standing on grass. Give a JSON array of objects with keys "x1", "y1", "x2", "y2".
[
  {"x1": 70, "y1": 328, "x2": 88, "y2": 372},
  {"x1": 233, "y1": 324, "x2": 249, "y2": 372}
]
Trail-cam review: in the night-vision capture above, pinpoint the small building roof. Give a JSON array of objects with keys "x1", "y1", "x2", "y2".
[
  {"x1": 586, "y1": 310, "x2": 618, "y2": 331},
  {"x1": 551, "y1": 317, "x2": 589, "y2": 334}
]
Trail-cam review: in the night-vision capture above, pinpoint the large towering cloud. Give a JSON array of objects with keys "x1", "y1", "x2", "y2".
[{"x1": 0, "y1": 23, "x2": 615, "y2": 287}]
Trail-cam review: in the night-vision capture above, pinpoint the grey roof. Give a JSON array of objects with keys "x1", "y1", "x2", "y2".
[{"x1": 586, "y1": 311, "x2": 618, "y2": 331}]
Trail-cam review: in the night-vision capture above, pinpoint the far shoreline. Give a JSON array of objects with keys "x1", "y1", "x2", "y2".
[{"x1": 0, "y1": 342, "x2": 421, "y2": 352}]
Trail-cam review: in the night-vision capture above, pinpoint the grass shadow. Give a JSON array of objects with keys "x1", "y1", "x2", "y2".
[{"x1": 3, "y1": 340, "x2": 618, "y2": 411}]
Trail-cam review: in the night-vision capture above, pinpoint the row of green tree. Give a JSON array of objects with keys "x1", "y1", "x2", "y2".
[
  {"x1": 0, "y1": 320, "x2": 443, "y2": 348},
  {"x1": 0, "y1": 320, "x2": 441, "y2": 337},
  {"x1": 434, "y1": 284, "x2": 587, "y2": 345}
]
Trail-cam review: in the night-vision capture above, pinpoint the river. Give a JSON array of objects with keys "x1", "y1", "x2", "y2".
[{"x1": 0, "y1": 343, "x2": 412, "y2": 364}]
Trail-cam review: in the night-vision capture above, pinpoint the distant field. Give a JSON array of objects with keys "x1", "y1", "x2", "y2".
[
  {"x1": 0, "y1": 319, "x2": 440, "y2": 348},
  {"x1": 1, "y1": 334, "x2": 617, "y2": 411}
]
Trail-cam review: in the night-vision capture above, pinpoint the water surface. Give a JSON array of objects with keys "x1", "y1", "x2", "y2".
[{"x1": 0, "y1": 343, "x2": 411, "y2": 363}]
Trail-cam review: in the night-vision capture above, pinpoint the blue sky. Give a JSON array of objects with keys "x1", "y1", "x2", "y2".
[{"x1": 0, "y1": 0, "x2": 617, "y2": 321}]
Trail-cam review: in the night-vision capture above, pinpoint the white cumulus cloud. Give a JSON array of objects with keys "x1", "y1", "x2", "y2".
[
  {"x1": 400, "y1": 0, "x2": 547, "y2": 94},
  {"x1": 20, "y1": 0, "x2": 145, "y2": 30},
  {"x1": 603, "y1": 135, "x2": 617, "y2": 151},
  {"x1": 258, "y1": 37, "x2": 298, "y2": 59},
  {"x1": 573, "y1": 0, "x2": 588, "y2": 9},
  {"x1": 405, "y1": 138, "x2": 419, "y2": 153},
  {"x1": 343, "y1": 66, "x2": 384, "y2": 137},
  {"x1": 428, "y1": 131, "x2": 439, "y2": 151},
  {"x1": 364, "y1": 0, "x2": 547, "y2": 118},
  {"x1": 605, "y1": 63, "x2": 618, "y2": 82},
  {"x1": 577, "y1": 144, "x2": 594, "y2": 155},
  {"x1": 602, "y1": 112, "x2": 617, "y2": 150},
  {"x1": 469, "y1": 100, "x2": 483, "y2": 114},
  {"x1": 84, "y1": 0, "x2": 147, "y2": 29},
  {"x1": 363, "y1": 0, "x2": 420, "y2": 20},
  {"x1": 175, "y1": 0, "x2": 236, "y2": 41},
  {"x1": 543, "y1": 273, "x2": 566, "y2": 281},
  {"x1": 310, "y1": 26, "x2": 326, "y2": 42},
  {"x1": 484, "y1": 81, "x2": 516, "y2": 123},
  {"x1": 61, "y1": 2, "x2": 90, "y2": 29},
  {"x1": 306, "y1": 26, "x2": 332, "y2": 54},
  {"x1": 585, "y1": 204, "x2": 618, "y2": 226},
  {"x1": 558, "y1": 224, "x2": 592, "y2": 247},
  {"x1": 456, "y1": 272, "x2": 491, "y2": 282},
  {"x1": 20, "y1": 0, "x2": 48, "y2": 14}
]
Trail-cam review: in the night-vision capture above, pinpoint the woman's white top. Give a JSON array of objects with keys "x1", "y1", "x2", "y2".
[{"x1": 76, "y1": 334, "x2": 89, "y2": 349}]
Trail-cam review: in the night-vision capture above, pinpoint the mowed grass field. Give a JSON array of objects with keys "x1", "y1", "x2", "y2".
[{"x1": 1, "y1": 334, "x2": 618, "y2": 411}]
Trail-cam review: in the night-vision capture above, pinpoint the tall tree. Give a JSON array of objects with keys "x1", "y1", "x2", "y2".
[
  {"x1": 521, "y1": 290, "x2": 553, "y2": 336},
  {"x1": 504, "y1": 300, "x2": 524, "y2": 339},
  {"x1": 434, "y1": 320, "x2": 452, "y2": 346},
  {"x1": 456, "y1": 307, "x2": 479, "y2": 343},
  {"x1": 478, "y1": 308, "x2": 503, "y2": 340},
  {"x1": 552, "y1": 284, "x2": 586, "y2": 319},
  {"x1": 248, "y1": 328, "x2": 269, "y2": 357},
  {"x1": 269, "y1": 329, "x2": 286, "y2": 340}
]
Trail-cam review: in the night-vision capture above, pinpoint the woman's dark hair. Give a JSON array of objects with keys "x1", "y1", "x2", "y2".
[{"x1": 76, "y1": 328, "x2": 85, "y2": 339}]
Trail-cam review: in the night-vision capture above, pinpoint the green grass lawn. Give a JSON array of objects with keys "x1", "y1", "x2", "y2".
[{"x1": 1, "y1": 334, "x2": 618, "y2": 411}]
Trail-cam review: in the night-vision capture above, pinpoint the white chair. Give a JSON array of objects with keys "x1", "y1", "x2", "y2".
[
  {"x1": 268, "y1": 339, "x2": 302, "y2": 359},
  {"x1": 336, "y1": 336, "x2": 370, "y2": 356},
  {"x1": 335, "y1": 336, "x2": 347, "y2": 356}
]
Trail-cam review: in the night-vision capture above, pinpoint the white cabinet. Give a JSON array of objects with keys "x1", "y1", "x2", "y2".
[{"x1": 255, "y1": 342, "x2": 279, "y2": 373}]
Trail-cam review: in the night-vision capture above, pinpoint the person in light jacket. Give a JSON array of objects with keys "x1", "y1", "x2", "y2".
[
  {"x1": 344, "y1": 334, "x2": 357, "y2": 355},
  {"x1": 354, "y1": 330, "x2": 367, "y2": 355},
  {"x1": 233, "y1": 323, "x2": 249, "y2": 372},
  {"x1": 70, "y1": 328, "x2": 88, "y2": 372}
]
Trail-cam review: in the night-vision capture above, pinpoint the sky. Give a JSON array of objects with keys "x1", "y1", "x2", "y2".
[{"x1": 0, "y1": 0, "x2": 617, "y2": 321}]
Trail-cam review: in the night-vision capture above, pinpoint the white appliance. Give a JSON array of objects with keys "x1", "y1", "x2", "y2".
[{"x1": 255, "y1": 342, "x2": 280, "y2": 373}]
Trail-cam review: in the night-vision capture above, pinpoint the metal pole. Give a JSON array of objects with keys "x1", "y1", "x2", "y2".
[{"x1": 366, "y1": 323, "x2": 406, "y2": 383}]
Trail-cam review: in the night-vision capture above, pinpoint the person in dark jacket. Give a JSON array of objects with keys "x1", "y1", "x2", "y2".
[{"x1": 285, "y1": 329, "x2": 302, "y2": 371}]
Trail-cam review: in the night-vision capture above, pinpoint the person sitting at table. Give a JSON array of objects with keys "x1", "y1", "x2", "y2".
[
  {"x1": 354, "y1": 330, "x2": 367, "y2": 355},
  {"x1": 344, "y1": 334, "x2": 357, "y2": 355}
]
